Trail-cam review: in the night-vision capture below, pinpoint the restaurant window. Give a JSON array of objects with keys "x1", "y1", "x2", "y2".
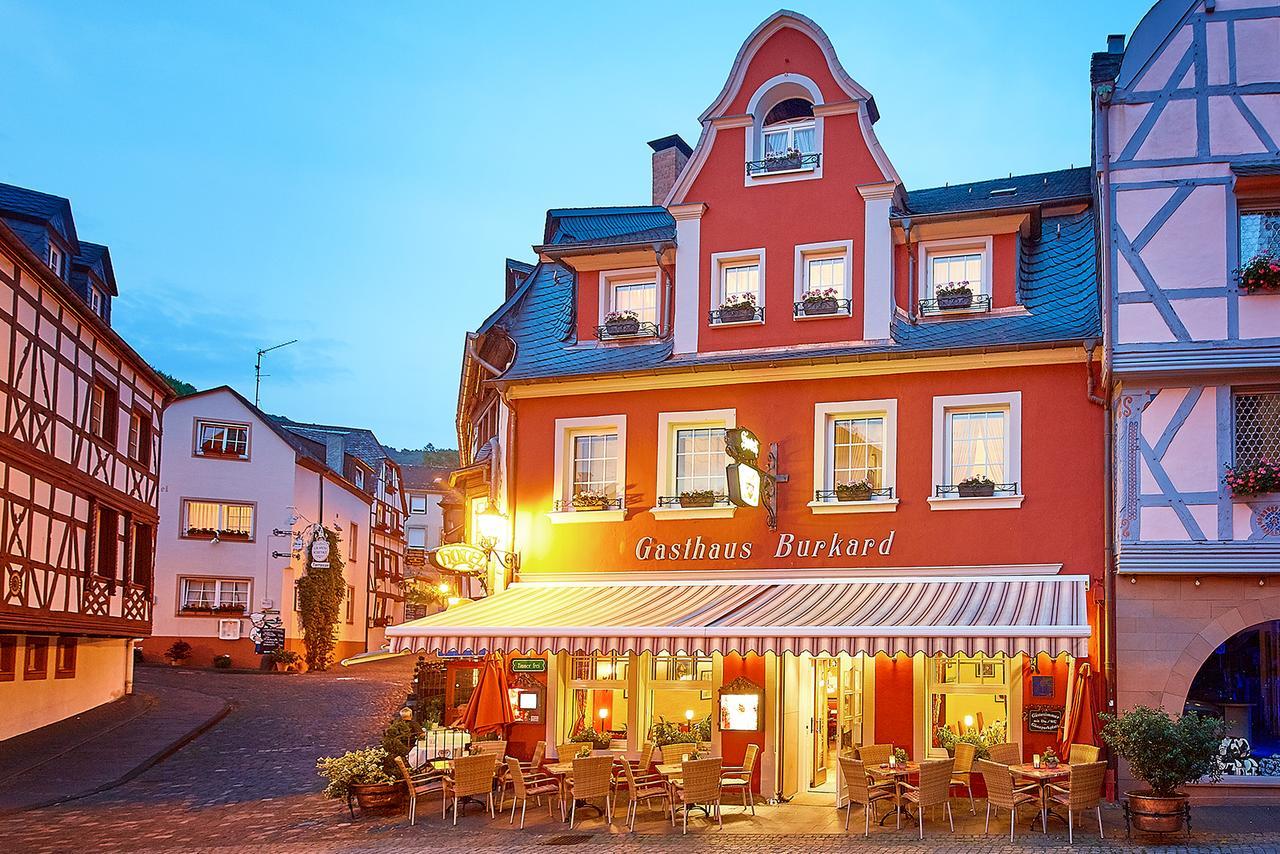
[
  {"x1": 55, "y1": 637, "x2": 78, "y2": 679},
  {"x1": 94, "y1": 506, "x2": 119, "y2": 583},
  {"x1": 566, "y1": 654, "x2": 629, "y2": 743},
  {"x1": 195, "y1": 420, "x2": 249, "y2": 458},
  {"x1": 0, "y1": 636, "x2": 16, "y2": 682},
  {"x1": 180, "y1": 578, "x2": 249, "y2": 610},
  {"x1": 409, "y1": 494, "x2": 428, "y2": 515},
  {"x1": 127, "y1": 410, "x2": 152, "y2": 466},
  {"x1": 24, "y1": 637, "x2": 49, "y2": 680},
  {"x1": 931, "y1": 392, "x2": 1022, "y2": 506},
  {"x1": 572, "y1": 433, "x2": 619, "y2": 499},
  {"x1": 648, "y1": 654, "x2": 713, "y2": 743},
  {"x1": 182, "y1": 500, "x2": 254, "y2": 540},
  {"x1": 926, "y1": 654, "x2": 1011, "y2": 758},
  {"x1": 407, "y1": 526, "x2": 427, "y2": 549},
  {"x1": 130, "y1": 522, "x2": 154, "y2": 590},
  {"x1": 1234, "y1": 390, "x2": 1280, "y2": 468}
]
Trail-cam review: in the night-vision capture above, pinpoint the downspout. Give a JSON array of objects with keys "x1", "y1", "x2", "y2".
[
  {"x1": 904, "y1": 218, "x2": 918, "y2": 323},
  {"x1": 659, "y1": 246, "x2": 675, "y2": 340}
]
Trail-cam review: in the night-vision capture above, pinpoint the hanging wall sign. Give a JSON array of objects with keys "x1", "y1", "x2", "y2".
[
  {"x1": 432, "y1": 543, "x2": 488, "y2": 574},
  {"x1": 309, "y1": 535, "x2": 331, "y2": 569},
  {"x1": 724, "y1": 427, "x2": 761, "y2": 464},
  {"x1": 511, "y1": 657, "x2": 547, "y2": 673},
  {"x1": 726, "y1": 462, "x2": 762, "y2": 508}
]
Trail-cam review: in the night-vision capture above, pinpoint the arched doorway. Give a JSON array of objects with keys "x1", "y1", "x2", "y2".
[{"x1": 1185, "y1": 620, "x2": 1280, "y2": 773}]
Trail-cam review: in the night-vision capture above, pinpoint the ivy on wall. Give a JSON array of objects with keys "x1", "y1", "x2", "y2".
[{"x1": 297, "y1": 526, "x2": 347, "y2": 672}]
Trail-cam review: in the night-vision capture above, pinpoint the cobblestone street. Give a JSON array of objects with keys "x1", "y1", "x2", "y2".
[{"x1": 0, "y1": 663, "x2": 1276, "y2": 853}]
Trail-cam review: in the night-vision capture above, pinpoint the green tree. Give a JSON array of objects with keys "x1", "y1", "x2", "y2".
[
  {"x1": 152, "y1": 368, "x2": 196, "y2": 397},
  {"x1": 296, "y1": 527, "x2": 347, "y2": 671}
]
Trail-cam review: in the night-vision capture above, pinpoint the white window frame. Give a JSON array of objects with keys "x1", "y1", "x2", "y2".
[
  {"x1": 90, "y1": 287, "x2": 103, "y2": 315},
  {"x1": 599, "y1": 266, "x2": 661, "y2": 333},
  {"x1": 919, "y1": 236, "x2": 993, "y2": 302},
  {"x1": 406, "y1": 526, "x2": 427, "y2": 549},
  {"x1": 921, "y1": 653, "x2": 1022, "y2": 759},
  {"x1": 549, "y1": 415, "x2": 627, "y2": 524},
  {"x1": 194, "y1": 419, "x2": 250, "y2": 459},
  {"x1": 47, "y1": 244, "x2": 64, "y2": 277},
  {"x1": 710, "y1": 249, "x2": 765, "y2": 325},
  {"x1": 181, "y1": 500, "x2": 256, "y2": 539},
  {"x1": 180, "y1": 577, "x2": 251, "y2": 610},
  {"x1": 409, "y1": 493, "x2": 428, "y2": 515},
  {"x1": 794, "y1": 240, "x2": 854, "y2": 317},
  {"x1": 929, "y1": 392, "x2": 1024, "y2": 510},
  {"x1": 809, "y1": 399, "x2": 899, "y2": 514},
  {"x1": 652, "y1": 408, "x2": 736, "y2": 519},
  {"x1": 354, "y1": 468, "x2": 366, "y2": 490},
  {"x1": 744, "y1": 73, "x2": 826, "y2": 187}
]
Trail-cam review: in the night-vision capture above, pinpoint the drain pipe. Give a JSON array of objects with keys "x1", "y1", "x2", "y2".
[
  {"x1": 658, "y1": 246, "x2": 675, "y2": 340},
  {"x1": 904, "y1": 218, "x2": 918, "y2": 323}
]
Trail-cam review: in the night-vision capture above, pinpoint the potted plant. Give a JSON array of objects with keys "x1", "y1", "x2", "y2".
[
  {"x1": 570, "y1": 727, "x2": 612, "y2": 751},
  {"x1": 603, "y1": 309, "x2": 640, "y2": 336},
  {"x1": 763, "y1": 146, "x2": 803, "y2": 171},
  {"x1": 1042, "y1": 746, "x2": 1060, "y2": 768},
  {"x1": 717, "y1": 292, "x2": 758, "y2": 323},
  {"x1": 267, "y1": 649, "x2": 303, "y2": 672},
  {"x1": 678, "y1": 489, "x2": 717, "y2": 508},
  {"x1": 213, "y1": 654, "x2": 232, "y2": 669},
  {"x1": 180, "y1": 603, "x2": 213, "y2": 614},
  {"x1": 571, "y1": 489, "x2": 612, "y2": 510},
  {"x1": 800, "y1": 287, "x2": 841, "y2": 316},
  {"x1": 1224, "y1": 459, "x2": 1280, "y2": 497},
  {"x1": 1238, "y1": 252, "x2": 1280, "y2": 294},
  {"x1": 935, "y1": 281, "x2": 974, "y2": 310},
  {"x1": 957, "y1": 474, "x2": 997, "y2": 497},
  {"x1": 164, "y1": 640, "x2": 192, "y2": 666},
  {"x1": 1100, "y1": 706, "x2": 1226, "y2": 835},
  {"x1": 316, "y1": 747, "x2": 402, "y2": 812},
  {"x1": 835, "y1": 479, "x2": 874, "y2": 502}
]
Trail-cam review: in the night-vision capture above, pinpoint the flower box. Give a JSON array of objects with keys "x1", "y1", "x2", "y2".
[
  {"x1": 215, "y1": 604, "x2": 246, "y2": 614},
  {"x1": 1239, "y1": 253, "x2": 1280, "y2": 295},
  {"x1": 835, "y1": 482, "x2": 873, "y2": 502},
  {"x1": 604, "y1": 319, "x2": 640, "y2": 336},
  {"x1": 718, "y1": 305, "x2": 757, "y2": 323},
  {"x1": 763, "y1": 153, "x2": 803, "y2": 171},
  {"x1": 571, "y1": 492, "x2": 612, "y2": 510},
  {"x1": 958, "y1": 478, "x2": 996, "y2": 498},
  {"x1": 935, "y1": 282, "x2": 975, "y2": 310},
  {"x1": 180, "y1": 605, "x2": 214, "y2": 614},
  {"x1": 1224, "y1": 460, "x2": 1280, "y2": 497},
  {"x1": 802, "y1": 297, "x2": 840, "y2": 315},
  {"x1": 679, "y1": 491, "x2": 717, "y2": 508}
]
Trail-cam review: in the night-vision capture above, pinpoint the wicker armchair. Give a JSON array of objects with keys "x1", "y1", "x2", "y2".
[
  {"x1": 856, "y1": 743, "x2": 893, "y2": 767},
  {"x1": 837, "y1": 757, "x2": 894, "y2": 836},
  {"x1": 504, "y1": 757, "x2": 560, "y2": 829},
  {"x1": 393, "y1": 755, "x2": 446, "y2": 826},
  {"x1": 900, "y1": 758, "x2": 955, "y2": 839},
  {"x1": 1048, "y1": 761, "x2": 1107, "y2": 844},
  {"x1": 556, "y1": 742, "x2": 582, "y2": 762},
  {"x1": 443, "y1": 753, "x2": 497, "y2": 826},
  {"x1": 670, "y1": 757, "x2": 723, "y2": 834},
  {"x1": 565, "y1": 755, "x2": 614, "y2": 828},
  {"x1": 1067, "y1": 743, "x2": 1101, "y2": 765},
  {"x1": 616, "y1": 756, "x2": 671, "y2": 830},
  {"x1": 986, "y1": 742, "x2": 1022, "y2": 766},
  {"x1": 471, "y1": 740, "x2": 507, "y2": 757},
  {"x1": 500, "y1": 742, "x2": 548, "y2": 811},
  {"x1": 720, "y1": 744, "x2": 759, "y2": 814},
  {"x1": 977, "y1": 759, "x2": 1040, "y2": 841},
  {"x1": 950, "y1": 742, "x2": 978, "y2": 814},
  {"x1": 630, "y1": 741, "x2": 657, "y2": 772},
  {"x1": 661, "y1": 743, "x2": 698, "y2": 765}
]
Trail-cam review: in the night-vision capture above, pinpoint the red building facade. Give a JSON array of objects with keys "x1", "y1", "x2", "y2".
[{"x1": 392, "y1": 11, "x2": 1106, "y2": 802}]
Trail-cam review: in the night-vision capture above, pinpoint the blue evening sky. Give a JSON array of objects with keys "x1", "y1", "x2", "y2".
[{"x1": 0, "y1": 1, "x2": 1150, "y2": 448}]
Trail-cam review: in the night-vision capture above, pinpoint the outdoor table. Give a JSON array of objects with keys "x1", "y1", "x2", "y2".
[
  {"x1": 866, "y1": 762, "x2": 920, "y2": 826},
  {"x1": 542, "y1": 760, "x2": 606, "y2": 819},
  {"x1": 1009, "y1": 762, "x2": 1072, "y2": 831}
]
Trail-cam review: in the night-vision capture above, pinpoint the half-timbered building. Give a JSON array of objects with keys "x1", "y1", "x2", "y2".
[
  {"x1": 1095, "y1": 0, "x2": 1280, "y2": 801},
  {"x1": 0, "y1": 182, "x2": 171, "y2": 739}
]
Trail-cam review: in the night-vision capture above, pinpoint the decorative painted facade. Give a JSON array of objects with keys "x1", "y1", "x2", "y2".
[
  {"x1": 1096, "y1": 0, "x2": 1280, "y2": 800},
  {"x1": 0, "y1": 183, "x2": 171, "y2": 739}
]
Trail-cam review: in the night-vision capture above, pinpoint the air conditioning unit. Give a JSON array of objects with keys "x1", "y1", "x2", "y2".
[{"x1": 218, "y1": 619, "x2": 242, "y2": 641}]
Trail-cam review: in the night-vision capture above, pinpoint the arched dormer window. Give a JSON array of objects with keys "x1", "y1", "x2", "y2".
[
  {"x1": 746, "y1": 75, "x2": 823, "y2": 179},
  {"x1": 762, "y1": 98, "x2": 815, "y2": 159}
]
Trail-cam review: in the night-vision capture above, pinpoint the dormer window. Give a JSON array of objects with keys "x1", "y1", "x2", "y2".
[
  {"x1": 47, "y1": 245, "x2": 64, "y2": 277},
  {"x1": 918, "y1": 237, "x2": 993, "y2": 316},
  {"x1": 90, "y1": 287, "x2": 104, "y2": 317},
  {"x1": 749, "y1": 98, "x2": 819, "y2": 176},
  {"x1": 598, "y1": 269, "x2": 660, "y2": 340},
  {"x1": 354, "y1": 468, "x2": 366, "y2": 490}
]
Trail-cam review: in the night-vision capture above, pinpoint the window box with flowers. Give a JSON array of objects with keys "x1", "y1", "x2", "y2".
[
  {"x1": 679, "y1": 489, "x2": 718, "y2": 509},
  {"x1": 571, "y1": 490, "x2": 613, "y2": 511},
  {"x1": 714, "y1": 293, "x2": 760, "y2": 325},
  {"x1": 935, "y1": 282, "x2": 975, "y2": 310},
  {"x1": 797, "y1": 287, "x2": 843, "y2": 316},
  {"x1": 835, "y1": 479, "x2": 875, "y2": 502},
  {"x1": 1224, "y1": 460, "x2": 1280, "y2": 498},
  {"x1": 763, "y1": 147, "x2": 804, "y2": 172},
  {"x1": 1237, "y1": 253, "x2": 1280, "y2": 295},
  {"x1": 957, "y1": 474, "x2": 996, "y2": 498},
  {"x1": 603, "y1": 310, "x2": 641, "y2": 337}
]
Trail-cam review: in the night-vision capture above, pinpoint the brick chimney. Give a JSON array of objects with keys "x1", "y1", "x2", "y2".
[{"x1": 648, "y1": 135, "x2": 693, "y2": 206}]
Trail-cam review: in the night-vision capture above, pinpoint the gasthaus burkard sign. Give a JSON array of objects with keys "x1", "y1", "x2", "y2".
[{"x1": 634, "y1": 530, "x2": 897, "y2": 562}]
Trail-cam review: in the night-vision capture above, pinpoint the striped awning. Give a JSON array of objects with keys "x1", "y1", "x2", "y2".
[{"x1": 386, "y1": 573, "x2": 1091, "y2": 658}]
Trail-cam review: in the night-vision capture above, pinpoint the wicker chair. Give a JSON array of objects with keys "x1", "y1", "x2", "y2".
[
  {"x1": 986, "y1": 742, "x2": 1022, "y2": 766},
  {"x1": 950, "y1": 742, "x2": 978, "y2": 814},
  {"x1": 1047, "y1": 761, "x2": 1107, "y2": 844},
  {"x1": 556, "y1": 742, "x2": 581, "y2": 762},
  {"x1": 630, "y1": 741, "x2": 657, "y2": 771},
  {"x1": 393, "y1": 755, "x2": 446, "y2": 826},
  {"x1": 500, "y1": 742, "x2": 548, "y2": 811},
  {"x1": 471, "y1": 740, "x2": 507, "y2": 757},
  {"x1": 900, "y1": 758, "x2": 955, "y2": 839},
  {"x1": 669, "y1": 757, "x2": 723, "y2": 834},
  {"x1": 720, "y1": 744, "x2": 759, "y2": 814},
  {"x1": 856, "y1": 743, "x2": 893, "y2": 767},
  {"x1": 837, "y1": 757, "x2": 894, "y2": 836},
  {"x1": 565, "y1": 755, "x2": 614, "y2": 828},
  {"x1": 443, "y1": 753, "x2": 497, "y2": 826},
  {"x1": 616, "y1": 756, "x2": 672, "y2": 830},
  {"x1": 504, "y1": 757, "x2": 560, "y2": 829},
  {"x1": 1067, "y1": 743, "x2": 1101, "y2": 765},
  {"x1": 661, "y1": 743, "x2": 698, "y2": 765},
  {"x1": 977, "y1": 759, "x2": 1040, "y2": 841}
]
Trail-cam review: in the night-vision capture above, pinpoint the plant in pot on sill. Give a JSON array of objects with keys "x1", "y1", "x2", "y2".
[
  {"x1": 164, "y1": 640, "x2": 192, "y2": 666},
  {"x1": 678, "y1": 489, "x2": 717, "y2": 509},
  {"x1": 570, "y1": 727, "x2": 612, "y2": 752},
  {"x1": 1238, "y1": 252, "x2": 1280, "y2": 295},
  {"x1": 571, "y1": 489, "x2": 612, "y2": 511},
  {"x1": 316, "y1": 746, "x2": 402, "y2": 812},
  {"x1": 603, "y1": 309, "x2": 640, "y2": 336},
  {"x1": 1224, "y1": 459, "x2": 1280, "y2": 497},
  {"x1": 957, "y1": 474, "x2": 997, "y2": 498},
  {"x1": 800, "y1": 286, "x2": 841, "y2": 316},
  {"x1": 763, "y1": 146, "x2": 804, "y2": 171},
  {"x1": 717, "y1": 292, "x2": 758, "y2": 323},
  {"x1": 935, "y1": 281, "x2": 974, "y2": 310},
  {"x1": 1100, "y1": 705, "x2": 1226, "y2": 835},
  {"x1": 835, "y1": 479, "x2": 875, "y2": 502}
]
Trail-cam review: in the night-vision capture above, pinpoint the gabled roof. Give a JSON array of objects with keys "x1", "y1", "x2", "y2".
[
  {"x1": 72, "y1": 241, "x2": 118, "y2": 295},
  {"x1": 539, "y1": 206, "x2": 675, "y2": 251},
  {"x1": 0, "y1": 182, "x2": 79, "y2": 259},
  {"x1": 898, "y1": 167, "x2": 1091, "y2": 218},
  {"x1": 270, "y1": 417, "x2": 395, "y2": 471}
]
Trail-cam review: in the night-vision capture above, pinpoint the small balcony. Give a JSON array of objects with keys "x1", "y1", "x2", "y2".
[
  {"x1": 813, "y1": 487, "x2": 894, "y2": 503},
  {"x1": 918, "y1": 293, "x2": 992, "y2": 317},
  {"x1": 553, "y1": 497, "x2": 625, "y2": 512},
  {"x1": 746, "y1": 151, "x2": 821, "y2": 176},
  {"x1": 596, "y1": 320, "x2": 659, "y2": 341},
  {"x1": 657, "y1": 493, "x2": 733, "y2": 510}
]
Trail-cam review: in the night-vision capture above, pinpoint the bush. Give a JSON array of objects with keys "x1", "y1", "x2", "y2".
[
  {"x1": 935, "y1": 721, "x2": 1007, "y2": 760},
  {"x1": 213, "y1": 654, "x2": 232, "y2": 669},
  {"x1": 569, "y1": 727, "x2": 612, "y2": 750},
  {"x1": 164, "y1": 640, "x2": 192, "y2": 663},
  {"x1": 267, "y1": 649, "x2": 302, "y2": 668},
  {"x1": 381, "y1": 718, "x2": 423, "y2": 772},
  {"x1": 316, "y1": 747, "x2": 394, "y2": 800},
  {"x1": 1101, "y1": 706, "x2": 1227, "y2": 797}
]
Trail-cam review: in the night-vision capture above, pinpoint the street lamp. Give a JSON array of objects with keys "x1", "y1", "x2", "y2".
[{"x1": 474, "y1": 506, "x2": 519, "y2": 591}]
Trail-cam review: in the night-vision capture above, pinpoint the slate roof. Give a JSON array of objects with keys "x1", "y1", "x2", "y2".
[
  {"x1": 270, "y1": 417, "x2": 394, "y2": 471},
  {"x1": 898, "y1": 167, "x2": 1092, "y2": 217},
  {"x1": 540, "y1": 206, "x2": 675, "y2": 250},
  {"x1": 401, "y1": 465, "x2": 455, "y2": 491},
  {"x1": 1091, "y1": 51, "x2": 1124, "y2": 85},
  {"x1": 0, "y1": 182, "x2": 79, "y2": 261}
]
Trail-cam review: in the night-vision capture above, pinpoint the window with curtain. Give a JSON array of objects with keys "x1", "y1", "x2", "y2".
[
  {"x1": 611, "y1": 280, "x2": 657, "y2": 325},
  {"x1": 183, "y1": 500, "x2": 255, "y2": 538},
  {"x1": 571, "y1": 433, "x2": 618, "y2": 498},
  {"x1": 929, "y1": 252, "x2": 984, "y2": 295},
  {"x1": 831, "y1": 416, "x2": 885, "y2": 488},
  {"x1": 946, "y1": 409, "x2": 1008, "y2": 484},
  {"x1": 674, "y1": 427, "x2": 728, "y2": 495},
  {"x1": 567, "y1": 654, "x2": 629, "y2": 741},
  {"x1": 721, "y1": 263, "x2": 760, "y2": 303},
  {"x1": 196, "y1": 420, "x2": 249, "y2": 457},
  {"x1": 805, "y1": 254, "x2": 846, "y2": 297}
]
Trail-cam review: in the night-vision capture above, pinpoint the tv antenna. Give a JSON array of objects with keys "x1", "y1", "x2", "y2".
[{"x1": 254, "y1": 339, "x2": 298, "y2": 407}]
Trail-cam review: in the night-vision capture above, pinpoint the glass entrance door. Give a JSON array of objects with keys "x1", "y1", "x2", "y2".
[{"x1": 811, "y1": 658, "x2": 839, "y2": 788}]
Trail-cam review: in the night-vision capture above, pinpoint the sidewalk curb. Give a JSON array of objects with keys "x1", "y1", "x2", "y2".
[{"x1": 1, "y1": 695, "x2": 237, "y2": 815}]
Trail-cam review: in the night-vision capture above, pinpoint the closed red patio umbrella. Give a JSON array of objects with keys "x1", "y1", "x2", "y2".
[
  {"x1": 459, "y1": 655, "x2": 515, "y2": 737},
  {"x1": 1058, "y1": 660, "x2": 1098, "y2": 755}
]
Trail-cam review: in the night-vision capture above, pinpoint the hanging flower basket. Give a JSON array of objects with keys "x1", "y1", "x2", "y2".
[
  {"x1": 957, "y1": 475, "x2": 996, "y2": 497},
  {"x1": 603, "y1": 310, "x2": 640, "y2": 336},
  {"x1": 1224, "y1": 460, "x2": 1280, "y2": 497},
  {"x1": 1238, "y1": 253, "x2": 1280, "y2": 295},
  {"x1": 835, "y1": 480, "x2": 874, "y2": 502},
  {"x1": 935, "y1": 282, "x2": 974, "y2": 309},
  {"x1": 679, "y1": 490, "x2": 717, "y2": 508}
]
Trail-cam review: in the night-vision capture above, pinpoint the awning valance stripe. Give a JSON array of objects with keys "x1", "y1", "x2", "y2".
[{"x1": 386, "y1": 574, "x2": 1090, "y2": 659}]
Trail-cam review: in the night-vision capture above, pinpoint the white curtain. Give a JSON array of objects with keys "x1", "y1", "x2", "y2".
[{"x1": 792, "y1": 126, "x2": 815, "y2": 153}]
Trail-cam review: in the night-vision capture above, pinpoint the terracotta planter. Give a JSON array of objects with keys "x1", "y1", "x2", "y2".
[
  {"x1": 958, "y1": 481, "x2": 996, "y2": 497},
  {"x1": 802, "y1": 298, "x2": 839, "y2": 315},
  {"x1": 717, "y1": 306, "x2": 757, "y2": 324},
  {"x1": 351, "y1": 782, "x2": 404, "y2": 812},
  {"x1": 937, "y1": 293, "x2": 974, "y2": 310},
  {"x1": 1126, "y1": 791, "x2": 1189, "y2": 834}
]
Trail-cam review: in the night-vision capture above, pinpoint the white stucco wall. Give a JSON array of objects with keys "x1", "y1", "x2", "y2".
[{"x1": 0, "y1": 636, "x2": 133, "y2": 740}]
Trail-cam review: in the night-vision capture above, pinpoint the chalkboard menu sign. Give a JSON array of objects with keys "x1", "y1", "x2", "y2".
[
  {"x1": 1026, "y1": 704, "x2": 1064, "y2": 733},
  {"x1": 250, "y1": 611, "x2": 285, "y2": 654}
]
